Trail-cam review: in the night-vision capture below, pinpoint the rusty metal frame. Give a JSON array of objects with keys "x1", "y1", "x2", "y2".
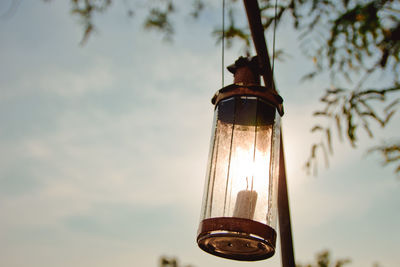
[{"x1": 242, "y1": 1, "x2": 296, "y2": 267}]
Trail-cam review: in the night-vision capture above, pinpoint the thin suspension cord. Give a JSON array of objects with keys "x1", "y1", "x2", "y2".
[
  {"x1": 271, "y1": 0, "x2": 278, "y2": 88},
  {"x1": 222, "y1": 0, "x2": 225, "y2": 88}
]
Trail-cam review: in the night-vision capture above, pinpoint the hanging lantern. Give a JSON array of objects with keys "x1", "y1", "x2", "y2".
[{"x1": 197, "y1": 56, "x2": 284, "y2": 261}]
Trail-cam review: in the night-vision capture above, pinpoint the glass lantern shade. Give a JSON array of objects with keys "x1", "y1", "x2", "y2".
[{"x1": 197, "y1": 94, "x2": 281, "y2": 261}]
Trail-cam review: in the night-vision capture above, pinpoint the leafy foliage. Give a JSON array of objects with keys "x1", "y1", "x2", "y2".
[
  {"x1": 296, "y1": 250, "x2": 351, "y2": 267},
  {"x1": 158, "y1": 251, "x2": 381, "y2": 267},
  {"x1": 291, "y1": 0, "x2": 400, "y2": 175},
  {"x1": 369, "y1": 142, "x2": 400, "y2": 174},
  {"x1": 143, "y1": 0, "x2": 175, "y2": 40},
  {"x1": 159, "y1": 256, "x2": 194, "y2": 267},
  {"x1": 305, "y1": 85, "x2": 400, "y2": 175},
  {"x1": 69, "y1": 0, "x2": 112, "y2": 45},
  {"x1": 213, "y1": 8, "x2": 251, "y2": 49},
  {"x1": 62, "y1": 0, "x2": 180, "y2": 43},
  {"x1": 252, "y1": 0, "x2": 400, "y2": 175}
]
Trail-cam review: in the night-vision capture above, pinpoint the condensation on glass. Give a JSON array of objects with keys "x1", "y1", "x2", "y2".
[{"x1": 197, "y1": 95, "x2": 281, "y2": 261}]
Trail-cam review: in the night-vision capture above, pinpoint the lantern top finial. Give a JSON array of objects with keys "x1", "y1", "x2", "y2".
[
  {"x1": 227, "y1": 56, "x2": 261, "y2": 86},
  {"x1": 227, "y1": 56, "x2": 260, "y2": 75}
]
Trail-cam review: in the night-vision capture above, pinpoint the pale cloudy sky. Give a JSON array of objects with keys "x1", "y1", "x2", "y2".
[{"x1": 0, "y1": 1, "x2": 399, "y2": 267}]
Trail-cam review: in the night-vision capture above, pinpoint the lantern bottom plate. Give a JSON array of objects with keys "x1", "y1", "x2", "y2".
[{"x1": 197, "y1": 217, "x2": 276, "y2": 261}]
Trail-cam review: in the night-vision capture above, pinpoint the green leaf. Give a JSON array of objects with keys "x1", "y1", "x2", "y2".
[
  {"x1": 335, "y1": 114, "x2": 343, "y2": 141},
  {"x1": 313, "y1": 111, "x2": 328, "y2": 116},
  {"x1": 326, "y1": 128, "x2": 333, "y2": 154},
  {"x1": 311, "y1": 125, "x2": 323, "y2": 132}
]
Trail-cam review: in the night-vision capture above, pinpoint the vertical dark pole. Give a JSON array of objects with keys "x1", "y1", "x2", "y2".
[
  {"x1": 278, "y1": 133, "x2": 295, "y2": 267},
  {"x1": 242, "y1": 1, "x2": 295, "y2": 267},
  {"x1": 242, "y1": 0, "x2": 274, "y2": 91}
]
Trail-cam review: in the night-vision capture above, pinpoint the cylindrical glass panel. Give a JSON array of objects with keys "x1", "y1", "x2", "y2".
[{"x1": 197, "y1": 96, "x2": 280, "y2": 261}]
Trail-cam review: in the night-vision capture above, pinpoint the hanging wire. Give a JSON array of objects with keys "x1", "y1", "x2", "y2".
[
  {"x1": 271, "y1": 0, "x2": 278, "y2": 79},
  {"x1": 222, "y1": 0, "x2": 226, "y2": 88}
]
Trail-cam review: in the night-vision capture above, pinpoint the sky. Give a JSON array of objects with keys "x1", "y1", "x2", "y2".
[{"x1": 0, "y1": 1, "x2": 399, "y2": 267}]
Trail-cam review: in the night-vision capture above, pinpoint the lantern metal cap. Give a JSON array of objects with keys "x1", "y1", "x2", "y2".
[
  {"x1": 211, "y1": 84, "x2": 284, "y2": 116},
  {"x1": 212, "y1": 55, "x2": 284, "y2": 116}
]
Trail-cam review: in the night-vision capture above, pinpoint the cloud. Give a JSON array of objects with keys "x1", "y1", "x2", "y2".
[
  {"x1": 0, "y1": 51, "x2": 214, "y2": 238},
  {"x1": 0, "y1": 58, "x2": 115, "y2": 101}
]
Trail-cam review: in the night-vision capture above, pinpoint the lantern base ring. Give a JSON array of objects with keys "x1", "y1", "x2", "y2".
[{"x1": 197, "y1": 217, "x2": 276, "y2": 261}]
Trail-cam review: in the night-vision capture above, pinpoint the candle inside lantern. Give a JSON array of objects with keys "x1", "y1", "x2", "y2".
[{"x1": 233, "y1": 177, "x2": 258, "y2": 219}]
